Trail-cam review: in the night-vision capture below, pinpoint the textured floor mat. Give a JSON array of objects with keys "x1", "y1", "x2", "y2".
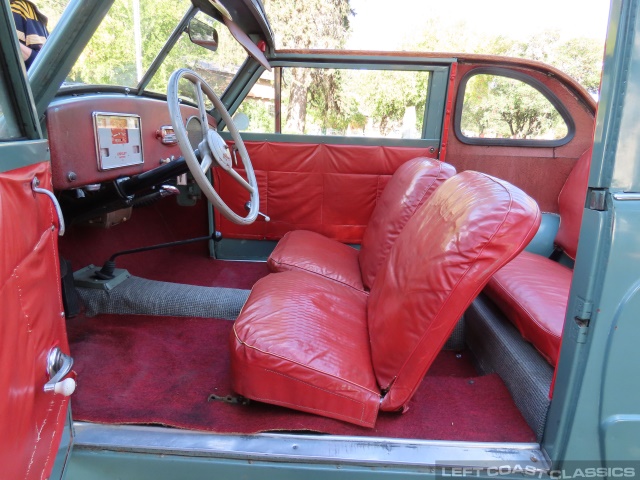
[
  {"x1": 78, "y1": 276, "x2": 249, "y2": 320},
  {"x1": 68, "y1": 314, "x2": 536, "y2": 442}
]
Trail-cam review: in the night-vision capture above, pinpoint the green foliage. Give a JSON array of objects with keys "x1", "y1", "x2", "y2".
[
  {"x1": 36, "y1": 1, "x2": 602, "y2": 139},
  {"x1": 462, "y1": 75, "x2": 566, "y2": 139},
  {"x1": 264, "y1": 0, "x2": 352, "y2": 133}
]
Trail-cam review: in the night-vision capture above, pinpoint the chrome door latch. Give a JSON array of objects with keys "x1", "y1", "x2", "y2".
[{"x1": 44, "y1": 347, "x2": 76, "y2": 396}]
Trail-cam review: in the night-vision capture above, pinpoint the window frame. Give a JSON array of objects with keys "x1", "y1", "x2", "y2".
[
  {"x1": 454, "y1": 67, "x2": 576, "y2": 148},
  {"x1": 220, "y1": 53, "x2": 453, "y2": 148}
]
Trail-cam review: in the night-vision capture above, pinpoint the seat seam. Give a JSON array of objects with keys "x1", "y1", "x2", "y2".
[
  {"x1": 268, "y1": 259, "x2": 366, "y2": 293},
  {"x1": 233, "y1": 326, "x2": 380, "y2": 396},
  {"x1": 248, "y1": 367, "x2": 374, "y2": 422}
]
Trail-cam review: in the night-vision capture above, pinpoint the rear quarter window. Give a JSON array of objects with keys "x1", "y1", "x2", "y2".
[{"x1": 454, "y1": 68, "x2": 575, "y2": 147}]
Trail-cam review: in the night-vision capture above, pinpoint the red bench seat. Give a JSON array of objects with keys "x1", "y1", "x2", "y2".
[{"x1": 484, "y1": 148, "x2": 592, "y2": 366}]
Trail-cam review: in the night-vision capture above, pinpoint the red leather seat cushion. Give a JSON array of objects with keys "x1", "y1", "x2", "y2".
[
  {"x1": 484, "y1": 251, "x2": 572, "y2": 366},
  {"x1": 359, "y1": 158, "x2": 456, "y2": 289},
  {"x1": 267, "y1": 158, "x2": 455, "y2": 291},
  {"x1": 266, "y1": 230, "x2": 363, "y2": 291},
  {"x1": 231, "y1": 271, "x2": 380, "y2": 427},
  {"x1": 368, "y1": 172, "x2": 541, "y2": 412}
]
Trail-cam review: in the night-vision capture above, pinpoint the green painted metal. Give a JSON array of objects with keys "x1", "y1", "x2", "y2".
[
  {"x1": 542, "y1": 0, "x2": 640, "y2": 469},
  {"x1": 65, "y1": 449, "x2": 445, "y2": 480},
  {"x1": 423, "y1": 68, "x2": 449, "y2": 141},
  {"x1": 49, "y1": 407, "x2": 74, "y2": 480},
  {"x1": 0, "y1": 139, "x2": 49, "y2": 172},
  {"x1": 219, "y1": 131, "x2": 439, "y2": 148},
  {"x1": 269, "y1": 51, "x2": 457, "y2": 67},
  {"x1": 28, "y1": 0, "x2": 115, "y2": 117},
  {"x1": 214, "y1": 238, "x2": 277, "y2": 260},
  {"x1": 524, "y1": 213, "x2": 560, "y2": 257}
]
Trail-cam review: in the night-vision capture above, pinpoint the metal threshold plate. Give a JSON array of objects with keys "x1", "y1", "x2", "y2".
[{"x1": 73, "y1": 422, "x2": 550, "y2": 472}]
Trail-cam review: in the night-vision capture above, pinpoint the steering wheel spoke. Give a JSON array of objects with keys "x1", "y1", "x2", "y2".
[
  {"x1": 167, "y1": 69, "x2": 259, "y2": 225},
  {"x1": 195, "y1": 80, "x2": 210, "y2": 138},
  {"x1": 200, "y1": 152, "x2": 213, "y2": 175},
  {"x1": 225, "y1": 167, "x2": 255, "y2": 194}
]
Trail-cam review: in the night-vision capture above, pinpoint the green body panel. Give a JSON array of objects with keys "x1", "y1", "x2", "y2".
[
  {"x1": 65, "y1": 449, "x2": 537, "y2": 480},
  {"x1": 542, "y1": 0, "x2": 640, "y2": 467},
  {"x1": 0, "y1": 139, "x2": 49, "y2": 172}
]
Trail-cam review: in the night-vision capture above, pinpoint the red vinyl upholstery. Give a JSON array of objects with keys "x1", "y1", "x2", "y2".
[
  {"x1": 217, "y1": 142, "x2": 439, "y2": 243},
  {"x1": 267, "y1": 158, "x2": 455, "y2": 291},
  {"x1": 555, "y1": 147, "x2": 592, "y2": 260},
  {"x1": 484, "y1": 147, "x2": 592, "y2": 366},
  {"x1": 230, "y1": 271, "x2": 379, "y2": 427},
  {"x1": 485, "y1": 252, "x2": 572, "y2": 365},
  {"x1": 266, "y1": 230, "x2": 364, "y2": 290},
  {"x1": 231, "y1": 171, "x2": 540, "y2": 426},
  {"x1": 368, "y1": 172, "x2": 541, "y2": 411}
]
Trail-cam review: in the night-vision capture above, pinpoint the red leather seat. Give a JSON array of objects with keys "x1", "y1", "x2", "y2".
[
  {"x1": 484, "y1": 148, "x2": 592, "y2": 366},
  {"x1": 231, "y1": 171, "x2": 540, "y2": 427},
  {"x1": 267, "y1": 158, "x2": 456, "y2": 291}
]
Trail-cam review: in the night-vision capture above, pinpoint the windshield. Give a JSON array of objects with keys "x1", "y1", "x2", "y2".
[{"x1": 61, "y1": 0, "x2": 249, "y2": 96}]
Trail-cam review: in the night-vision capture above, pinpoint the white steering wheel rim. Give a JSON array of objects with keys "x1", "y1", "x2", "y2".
[{"x1": 167, "y1": 68, "x2": 259, "y2": 225}]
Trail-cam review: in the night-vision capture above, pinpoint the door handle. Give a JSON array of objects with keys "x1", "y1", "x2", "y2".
[
  {"x1": 44, "y1": 347, "x2": 76, "y2": 396},
  {"x1": 32, "y1": 177, "x2": 66, "y2": 236}
]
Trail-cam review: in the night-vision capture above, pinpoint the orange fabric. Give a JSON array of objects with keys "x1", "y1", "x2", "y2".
[
  {"x1": 368, "y1": 172, "x2": 541, "y2": 412},
  {"x1": 231, "y1": 271, "x2": 379, "y2": 427},
  {"x1": 484, "y1": 251, "x2": 572, "y2": 366}
]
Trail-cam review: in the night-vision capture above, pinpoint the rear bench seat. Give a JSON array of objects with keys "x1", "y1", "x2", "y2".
[{"x1": 483, "y1": 147, "x2": 592, "y2": 366}]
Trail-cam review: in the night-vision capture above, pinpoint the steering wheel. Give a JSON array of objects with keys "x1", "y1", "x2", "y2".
[{"x1": 167, "y1": 68, "x2": 259, "y2": 225}]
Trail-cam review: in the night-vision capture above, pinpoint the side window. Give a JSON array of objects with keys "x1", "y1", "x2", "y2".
[
  {"x1": 0, "y1": 73, "x2": 22, "y2": 140},
  {"x1": 233, "y1": 70, "x2": 276, "y2": 133},
  {"x1": 234, "y1": 66, "x2": 431, "y2": 139},
  {"x1": 456, "y1": 69, "x2": 574, "y2": 146}
]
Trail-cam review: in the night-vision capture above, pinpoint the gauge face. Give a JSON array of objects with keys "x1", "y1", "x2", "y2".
[{"x1": 93, "y1": 113, "x2": 143, "y2": 170}]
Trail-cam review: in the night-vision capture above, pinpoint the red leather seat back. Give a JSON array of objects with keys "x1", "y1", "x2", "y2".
[
  {"x1": 367, "y1": 171, "x2": 541, "y2": 412},
  {"x1": 359, "y1": 158, "x2": 456, "y2": 290},
  {"x1": 555, "y1": 148, "x2": 592, "y2": 259}
]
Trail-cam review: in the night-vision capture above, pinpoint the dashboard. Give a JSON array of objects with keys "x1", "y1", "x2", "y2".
[{"x1": 47, "y1": 94, "x2": 212, "y2": 191}]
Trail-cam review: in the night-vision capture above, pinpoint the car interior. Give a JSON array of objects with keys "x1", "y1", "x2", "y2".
[{"x1": 39, "y1": 0, "x2": 597, "y2": 452}]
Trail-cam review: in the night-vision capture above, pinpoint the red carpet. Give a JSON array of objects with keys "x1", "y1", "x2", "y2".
[
  {"x1": 68, "y1": 314, "x2": 535, "y2": 442},
  {"x1": 59, "y1": 199, "x2": 269, "y2": 290}
]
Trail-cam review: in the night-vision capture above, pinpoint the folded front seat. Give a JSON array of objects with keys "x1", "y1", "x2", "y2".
[
  {"x1": 267, "y1": 158, "x2": 456, "y2": 291},
  {"x1": 231, "y1": 171, "x2": 541, "y2": 427}
]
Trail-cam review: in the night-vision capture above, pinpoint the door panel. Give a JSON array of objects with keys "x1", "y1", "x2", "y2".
[
  {"x1": 215, "y1": 140, "x2": 437, "y2": 242},
  {"x1": 0, "y1": 161, "x2": 71, "y2": 480}
]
